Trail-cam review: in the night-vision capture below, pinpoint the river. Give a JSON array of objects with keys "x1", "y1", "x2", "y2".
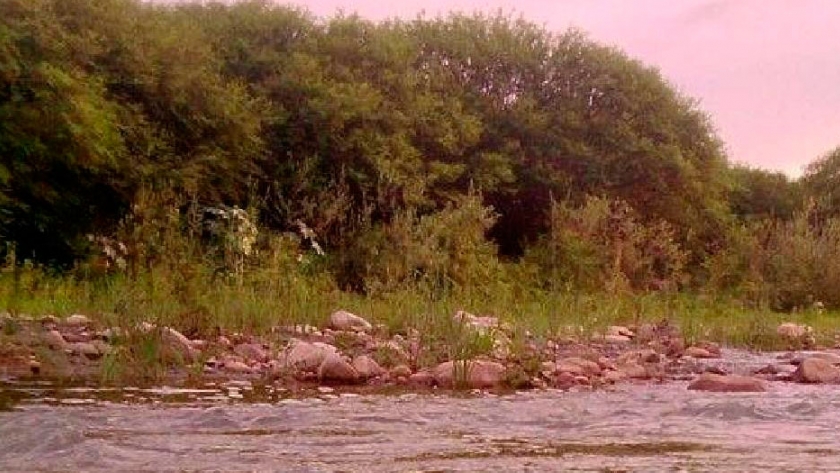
[{"x1": 2, "y1": 350, "x2": 839, "y2": 472}]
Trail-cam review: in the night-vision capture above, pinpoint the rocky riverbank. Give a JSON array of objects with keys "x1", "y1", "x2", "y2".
[{"x1": 1, "y1": 310, "x2": 837, "y2": 394}]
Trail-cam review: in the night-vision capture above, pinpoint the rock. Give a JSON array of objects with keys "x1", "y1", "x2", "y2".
[
  {"x1": 390, "y1": 364, "x2": 413, "y2": 379},
  {"x1": 604, "y1": 334, "x2": 632, "y2": 344},
  {"x1": 370, "y1": 340, "x2": 411, "y2": 366},
  {"x1": 433, "y1": 360, "x2": 506, "y2": 389},
  {"x1": 554, "y1": 361, "x2": 585, "y2": 376},
  {"x1": 91, "y1": 340, "x2": 111, "y2": 356},
  {"x1": 554, "y1": 371, "x2": 577, "y2": 389},
  {"x1": 352, "y1": 355, "x2": 386, "y2": 379},
  {"x1": 39, "y1": 315, "x2": 59, "y2": 326},
  {"x1": 408, "y1": 370, "x2": 436, "y2": 387},
  {"x1": 665, "y1": 338, "x2": 686, "y2": 358},
  {"x1": 69, "y1": 342, "x2": 101, "y2": 359},
  {"x1": 161, "y1": 327, "x2": 198, "y2": 363},
  {"x1": 635, "y1": 323, "x2": 658, "y2": 343},
  {"x1": 318, "y1": 353, "x2": 360, "y2": 384},
  {"x1": 694, "y1": 340, "x2": 722, "y2": 356},
  {"x1": 777, "y1": 322, "x2": 811, "y2": 339},
  {"x1": 703, "y1": 365, "x2": 728, "y2": 375},
  {"x1": 43, "y1": 330, "x2": 68, "y2": 350},
  {"x1": 597, "y1": 356, "x2": 615, "y2": 371},
  {"x1": 453, "y1": 310, "x2": 500, "y2": 334},
  {"x1": 604, "y1": 370, "x2": 627, "y2": 383},
  {"x1": 223, "y1": 360, "x2": 254, "y2": 374},
  {"x1": 64, "y1": 314, "x2": 91, "y2": 327},
  {"x1": 617, "y1": 363, "x2": 650, "y2": 380},
  {"x1": 329, "y1": 310, "x2": 372, "y2": 332},
  {"x1": 618, "y1": 349, "x2": 660, "y2": 365},
  {"x1": 63, "y1": 332, "x2": 91, "y2": 343},
  {"x1": 684, "y1": 347, "x2": 715, "y2": 359},
  {"x1": 607, "y1": 325, "x2": 635, "y2": 338},
  {"x1": 754, "y1": 364, "x2": 780, "y2": 375},
  {"x1": 97, "y1": 328, "x2": 122, "y2": 342},
  {"x1": 283, "y1": 340, "x2": 338, "y2": 372},
  {"x1": 799, "y1": 352, "x2": 840, "y2": 365},
  {"x1": 29, "y1": 359, "x2": 41, "y2": 375},
  {"x1": 557, "y1": 357, "x2": 601, "y2": 376},
  {"x1": 688, "y1": 373, "x2": 766, "y2": 392},
  {"x1": 234, "y1": 343, "x2": 268, "y2": 362},
  {"x1": 793, "y1": 357, "x2": 840, "y2": 383}
]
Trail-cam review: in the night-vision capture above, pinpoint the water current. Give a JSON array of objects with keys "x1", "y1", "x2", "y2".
[{"x1": 1, "y1": 350, "x2": 839, "y2": 472}]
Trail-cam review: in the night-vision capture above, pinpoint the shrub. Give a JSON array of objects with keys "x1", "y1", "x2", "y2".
[
  {"x1": 525, "y1": 196, "x2": 687, "y2": 293},
  {"x1": 338, "y1": 190, "x2": 503, "y2": 296}
]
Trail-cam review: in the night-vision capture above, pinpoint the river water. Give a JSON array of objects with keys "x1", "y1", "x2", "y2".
[{"x1": 2, "y1": 351, "x2": 839, "y2": 472}]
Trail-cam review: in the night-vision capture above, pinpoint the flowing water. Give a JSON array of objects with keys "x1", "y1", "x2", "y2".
[{"x1": 2, "y1": 351, "x2": 840, "y2": 472}]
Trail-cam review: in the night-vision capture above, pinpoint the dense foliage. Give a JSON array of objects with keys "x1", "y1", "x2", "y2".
[{"x1": 0, "y1": 0, "x2": 834, "y2": 311}]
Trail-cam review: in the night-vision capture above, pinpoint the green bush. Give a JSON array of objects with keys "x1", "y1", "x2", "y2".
[
  {"x1": 524, "y1": 196, "x2": 687, "y2": 293},
  {"x1": 339, "y1": 190, "x2": 503, "y2": 296}
]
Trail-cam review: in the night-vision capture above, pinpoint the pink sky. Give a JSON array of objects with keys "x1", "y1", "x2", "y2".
[{"x1": 287, "y1": 0, "x2": 840, "y2": 176}]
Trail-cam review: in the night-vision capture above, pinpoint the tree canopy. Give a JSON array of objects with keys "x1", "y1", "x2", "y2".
[{"x1": 1, "y1": 0, "x2": 800, "y2": 289}]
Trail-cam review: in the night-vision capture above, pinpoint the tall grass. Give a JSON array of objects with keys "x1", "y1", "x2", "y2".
[{"x1": 2, "y1": 192, "x2": 839, "y2": 351}]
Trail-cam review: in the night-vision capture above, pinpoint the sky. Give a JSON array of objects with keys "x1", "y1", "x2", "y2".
[{"x1": 283, "y1": 0, "x2": 840, "y2": 176}]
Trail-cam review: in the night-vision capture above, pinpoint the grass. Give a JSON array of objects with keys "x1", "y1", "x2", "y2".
[{"x1": 1, "y1": 261, "x2": 837, "y2": 365}]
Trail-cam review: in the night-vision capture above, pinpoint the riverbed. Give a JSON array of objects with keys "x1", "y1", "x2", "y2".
[{"x1": 2, "y1": 350, "x2": 839, "y2": 472}]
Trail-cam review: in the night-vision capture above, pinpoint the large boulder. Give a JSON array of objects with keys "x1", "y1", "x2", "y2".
[
  {"x1": 329, "y1": 310, "x2": 373, "y2": 332},
  {"x1": 793, "y1": 357, "x2": 840, "y2": 383},
  {"x1": 688, "y1": 373, "x2": 765, "y2": 392},
  {"x1": 318, "y1": 353, "x2": 360, "y2": 384},
  {"x1": 433, "y1": 360, "x2": 506, "y2": 389}
]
